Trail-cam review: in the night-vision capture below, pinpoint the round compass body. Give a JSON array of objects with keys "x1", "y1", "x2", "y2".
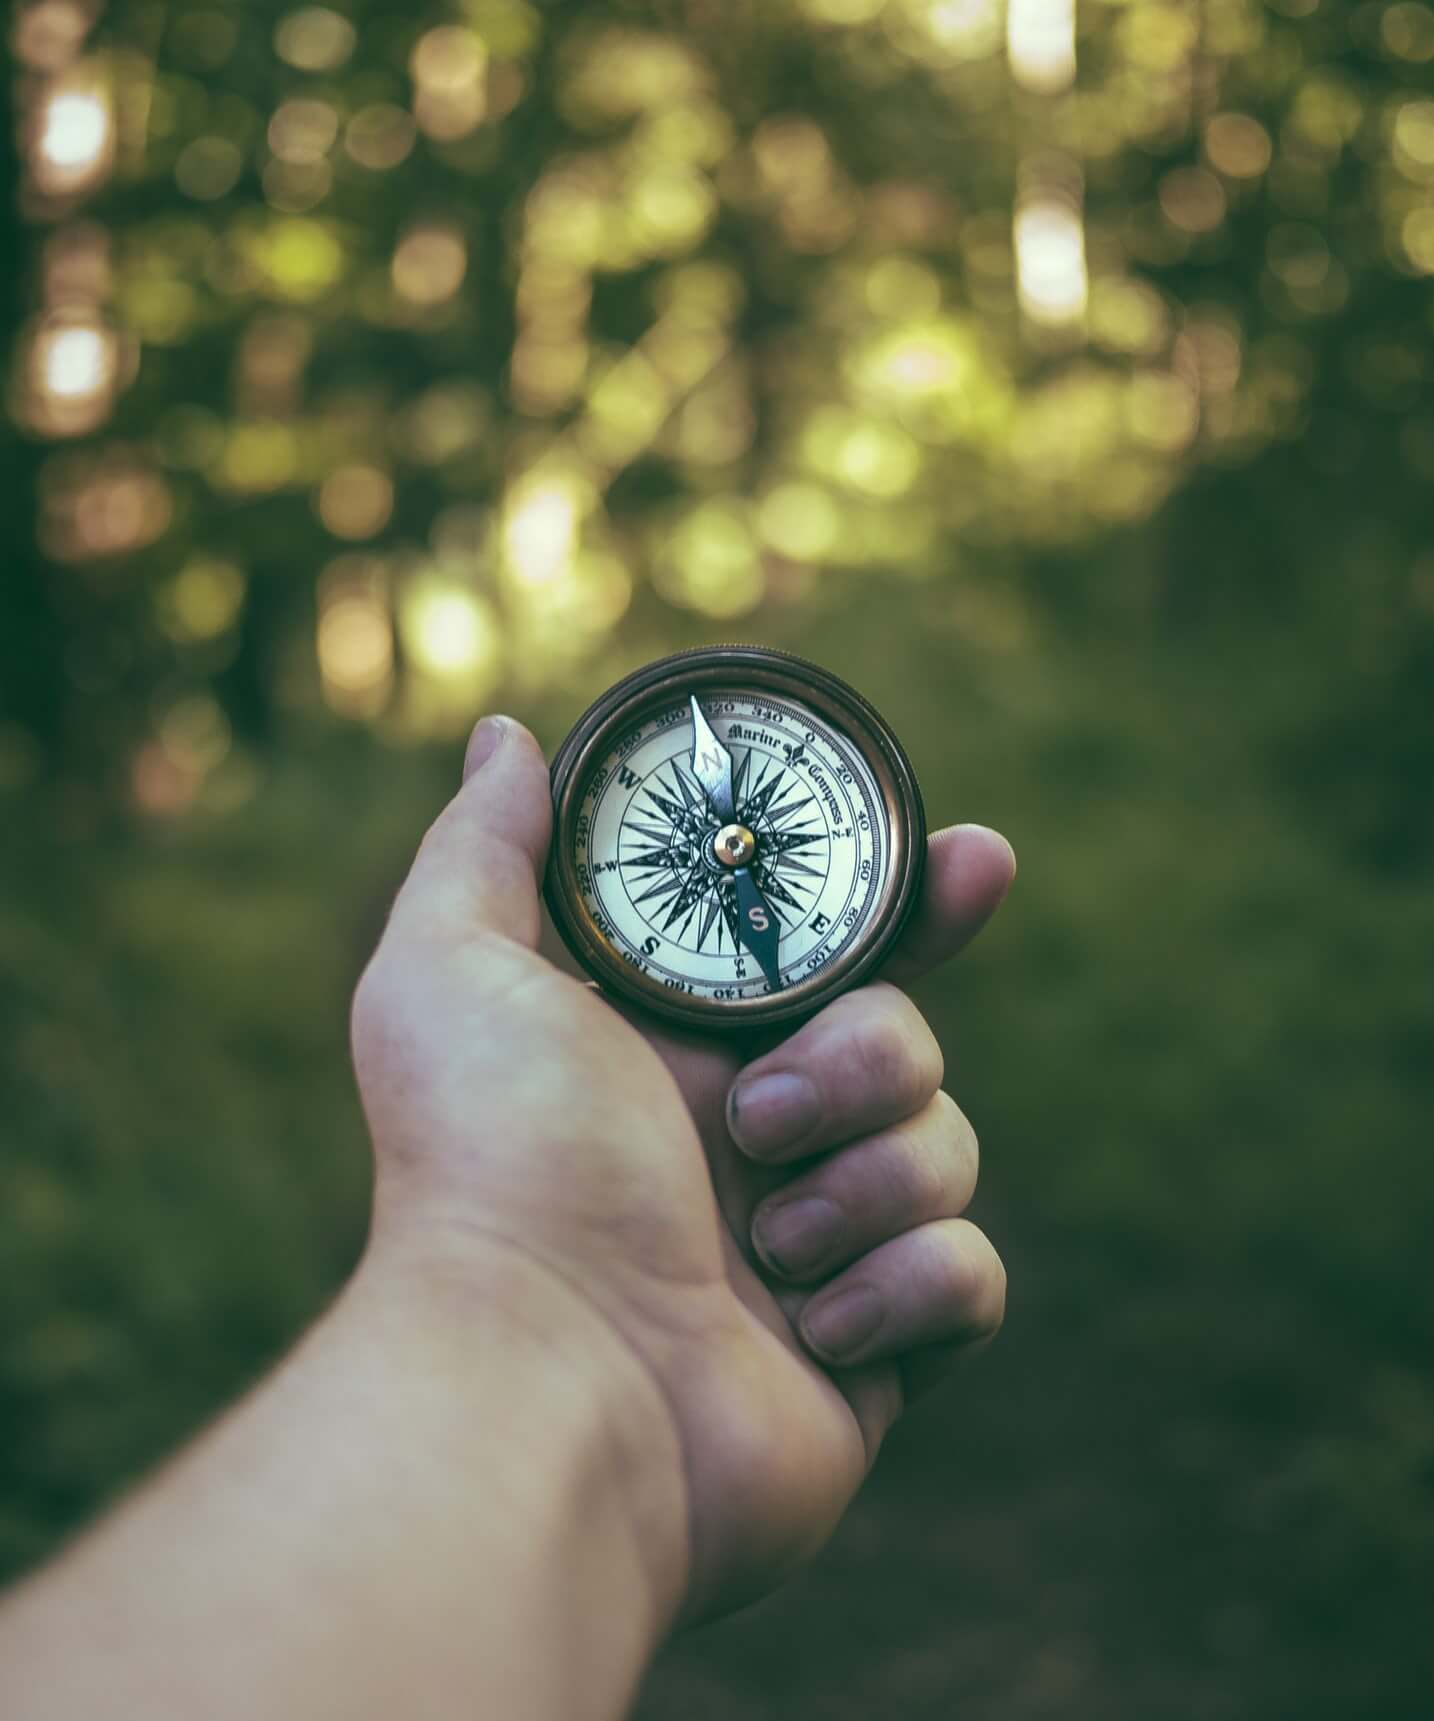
[{"x1": 546, "y1": 647, "x2": 926, "y2": 1031}]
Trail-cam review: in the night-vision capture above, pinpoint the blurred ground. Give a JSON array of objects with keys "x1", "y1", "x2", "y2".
[{"x1": 4, "y1": 577, "x2": 1430, "y2": 1718}]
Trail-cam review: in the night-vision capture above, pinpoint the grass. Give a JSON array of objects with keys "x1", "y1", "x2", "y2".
[{"x1": 2, "y1": 586, "x2": 1430, "y2": 1717}]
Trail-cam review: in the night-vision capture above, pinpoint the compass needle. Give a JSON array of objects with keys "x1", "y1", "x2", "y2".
[
  {"x1": 688, "y1": 695, "x2": 736, "y2": 822},
  {"x1": 731, "y1": 869, "x2": 783, "y2": 992}
]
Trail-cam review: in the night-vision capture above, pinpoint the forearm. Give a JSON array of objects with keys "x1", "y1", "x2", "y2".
[{"x1": 0, "y1": 1239, "x2": 688, "y2": 1721}]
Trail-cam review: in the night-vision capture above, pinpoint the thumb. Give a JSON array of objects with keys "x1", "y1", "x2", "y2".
[{"x1": 390, "y1": 715, "x2": 553, "y2": 950}]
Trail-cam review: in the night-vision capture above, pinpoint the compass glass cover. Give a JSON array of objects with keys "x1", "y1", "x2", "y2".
[{"x1": 571, "y1": 688, "x2": 890, "y2": 1006}]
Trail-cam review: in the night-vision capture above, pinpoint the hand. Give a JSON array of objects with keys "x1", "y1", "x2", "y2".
[{"x1": 350, "y1": 715, "x2": 1014, "y2": 1625}]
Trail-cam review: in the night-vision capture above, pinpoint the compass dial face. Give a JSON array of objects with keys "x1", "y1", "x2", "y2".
[
  {"x1": 546, "y1": 648, "x2": 926, "y2": 1031},
  {"x1": 574, "y1": 692, "x2": 887, "y2": 1006}
]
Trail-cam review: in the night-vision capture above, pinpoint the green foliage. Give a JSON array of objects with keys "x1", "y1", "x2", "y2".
[
  {"x1": 5, "y1": 0, "x2": 1434, "y2": 1712},
  {"x1": 8, "y1": 0, "x2": 1434, "y2": 792}
]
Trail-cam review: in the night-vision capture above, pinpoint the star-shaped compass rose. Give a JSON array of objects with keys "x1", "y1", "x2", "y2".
[{"x1": 617, "y1": 732, "x2": 830, "y2": 975}]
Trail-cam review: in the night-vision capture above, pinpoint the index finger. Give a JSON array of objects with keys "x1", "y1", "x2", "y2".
[{"x1": 880, "y1": 824, "x2": 1016, "y2": 987}]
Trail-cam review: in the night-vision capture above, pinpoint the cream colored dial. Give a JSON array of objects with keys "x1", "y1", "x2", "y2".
[{"x1": 572, "y1": 690, "x2": 889, "y2": 1004}]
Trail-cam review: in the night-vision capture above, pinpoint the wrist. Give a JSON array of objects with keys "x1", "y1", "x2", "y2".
[{"x1": 354, "y1": 1215, "x2": 692, "y2": 1643}]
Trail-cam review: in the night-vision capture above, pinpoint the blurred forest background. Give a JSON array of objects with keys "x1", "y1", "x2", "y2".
[{"x1": 3, "y1": 0, "x2": 1432, "y2": 1714}]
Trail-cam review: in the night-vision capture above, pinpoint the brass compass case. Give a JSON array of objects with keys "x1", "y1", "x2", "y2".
[{"x1": 546, "y1": 647, "x2": 927, "y2": 1032}]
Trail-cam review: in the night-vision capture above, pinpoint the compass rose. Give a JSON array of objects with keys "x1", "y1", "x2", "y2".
[{"x1": 618, "y1": 748, "x2": 831, "y2": 958}]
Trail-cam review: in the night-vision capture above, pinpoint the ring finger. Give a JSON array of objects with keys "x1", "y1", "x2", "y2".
[{"x1": 750, "y1": 1090, "x2": 979, "y2": 1283}]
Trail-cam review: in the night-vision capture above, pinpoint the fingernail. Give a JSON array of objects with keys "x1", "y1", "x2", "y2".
[
  {"x1": 464, "y1": 716, "x2": 508, "y2": 780},
  {"x1": 752, "y1": 1196, "x2": 844, "y2": 1278},
  {"x1": 802, "y1": 1284, "x2": 883, "y2": 1363},
  {"x1": 727, "y1": 1072, "x2": 820, "y2": 1157}
]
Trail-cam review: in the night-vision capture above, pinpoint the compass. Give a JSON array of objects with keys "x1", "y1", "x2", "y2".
[{"x1": 545, "y1": 646, "x2": 926, "y2": 1031}]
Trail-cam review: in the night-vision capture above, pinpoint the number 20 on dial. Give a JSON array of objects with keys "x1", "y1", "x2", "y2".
[{"x1": 545, "y1": 647, "x2": 927, "y2": 1031}]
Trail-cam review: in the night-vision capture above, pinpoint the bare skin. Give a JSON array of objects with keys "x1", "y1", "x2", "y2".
[{"x1": 0, "y1": 715, "x2": 1014, "y2": 1721}]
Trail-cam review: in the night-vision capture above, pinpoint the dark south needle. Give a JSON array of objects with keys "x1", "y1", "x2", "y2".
[{"x1": 688, "y1": 695, "x2": 785, "y2": 993}]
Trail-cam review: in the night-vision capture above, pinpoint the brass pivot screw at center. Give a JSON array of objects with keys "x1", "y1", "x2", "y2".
[{"x1": 713, "y1": 823, "x2": 757, "y2": 868}]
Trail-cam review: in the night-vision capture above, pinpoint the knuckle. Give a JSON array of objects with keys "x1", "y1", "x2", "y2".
[
  {"x1": 937, "y1": 1090, "x2": 980, "y2": 1181},
  {"x1": 924, "y1": 1222, "x2": 1005, "y2": 1333},
  {"x1": 898, "y1": 1092, "x2": 980, "y2": 1215},
  {"x1": 854, "y1": 1007, "x2": 908, "y2": 1079},
  {"x1": 932, "y1": 1232, "x2": 982, "y2": 1306},
  {"x1": 968, "y1": 1232, "x2": 1008, "y2": 1335},
  {"x1": 896, "y1": 1124, "x2": 952, "y2": 1217},
  {"x1": 849, "y1": 991, "x2": 942, "y2": 1109}
]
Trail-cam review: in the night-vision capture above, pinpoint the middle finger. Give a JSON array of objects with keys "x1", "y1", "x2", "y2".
[{"x1": 725, "y1": 980, "x2": 943, "y2": 1163}]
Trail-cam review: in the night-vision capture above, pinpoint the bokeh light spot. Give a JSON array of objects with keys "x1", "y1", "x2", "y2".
[
  {"x1": 40, "y1": 323, "x2": 109, "y2": 400},
  {"x1": 160, "y1": 557, "x2": 247, "y2": 644},
  {"x1": 218, "y1": 422, "x2": 301, "y2": 493},
  {"x1": 14, "y1": 2, "x2": 89, "y2": 73},
  {"x1": 399, "y1": 575, "x2": 502, "y2": 689},
  {"x1": 275, "y1": 8, "x2": 357, "y2": 72},
  {"x1": 43, "y1": 456, "x2": 173, "y2": 560},
  {"x1": 391, "y1": 225, "x2": 468, "y2": 308},
  {"x1": 33, "y1": 73, "x2": 113, "y2": 196},
  {"x1": 317, "y1": 466, "x2": 395, "y2": 540},
  {"x1": 1383, "y1": 2, "x2": 1434, "y2": 61},
  {"x1": 1392, "y1": 100, "x2": 1434, "y2": 177},
  {"x1": 411, "y1": 26, "x2": 489, "y2": 140},
  {"x1": 502, "y1": 472, "x2": 591, "y2": 586},
  {"x1": 1007, "y1": 0, "x2": 1075, "y2": 94},
  {"x1": 26, "y1": 314, "x2": 119, "y2": 436},
  {"x1": 912, "y1": 0, "x2": 1004, "y2": 63},
  {"x1": 1205, "y1": 113, "x2": 1273, "y2": 179},
  {"x1": 1401, "y1": 207, "x2": 1434, "y2": 273},
  {"x1": 864, "y1": 256, "x2": 942, "y2": 319},
  {"x1": 627, "y1": 171, "x2": 718, "y2": 254},
  {"x1": 344, "y1": 104, "x2": 417, "y2": 171},
  {"x1": 757, "y1": 483, "x2": 841, "y2": 561},
  {"x1": 656, "y1": 501, "x2": 764, "y2": 617},
  {"x1": 268, "y1": 101, "x2": 339, "y2": 166},
  {"x1": 1159, "y1": 167, "x2": 1228, "y2": 236},
  {"x1": 318, "y1": 558, "x2": 394, "y2": 715},
  {"x1": 245, "y1": 218, "x2": 345, "y2": 301},
  {"x1": 1088, "y1": 278, "x2": 1169, "y2": 356},
  {"x1": 1015, "y1": 196, "x2": 1088, "y2": 327}
]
